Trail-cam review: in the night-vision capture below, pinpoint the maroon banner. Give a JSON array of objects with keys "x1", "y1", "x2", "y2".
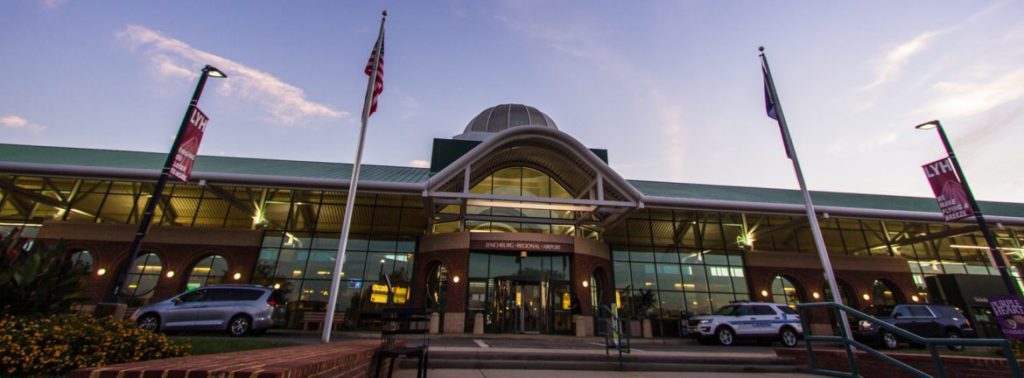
[
  {"x1": 169, "y1": 106, "x2": 208, "y2": 183},
  {"x1": 922, "y1": 157, "x2": 973, "y2": 222}
]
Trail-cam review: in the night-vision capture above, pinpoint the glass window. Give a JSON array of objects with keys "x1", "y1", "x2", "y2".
[
  {"x1": 123, "y1": 253, "x2": 162, "y2": 301},
  {"x1": 70, "y1": 250, "x2": 93, "y2": 271},
  {"x1": 771, "y1": 276, "x2": 800, "y2": 308},
  {"x1": 186, "y1": 255, "x2": 229, "y2": 290},
  {"x1": 870, "y1": 280, "x2": 901, "y2": 306},
  {"x1": 752, "y1": 305, "x2": 776, "y2": 316}
]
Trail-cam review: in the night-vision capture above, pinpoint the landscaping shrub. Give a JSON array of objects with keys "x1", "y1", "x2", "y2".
[
  {"x1": 0, "y1": 314, "x2": 190, "y2": 376},
  {"x1": 0, "y1": 229, "x2": 88, "y2": 316}
]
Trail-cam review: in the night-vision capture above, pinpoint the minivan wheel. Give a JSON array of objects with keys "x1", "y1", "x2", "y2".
[
  {"x1": 881, "y1": 331, "x2": 899, "y2": 350},
  {"x1": 717, "y1": 327, "x2": 736, "y2": 346},
  {"x1": 780, "y1": 328, "x2": 799, "y2": 348},
  {"x1": 228, "y1": 315, "x2": 251, "y2": 336},
  {"x1": 945, "y1": 330, "x2": 964, "y2": 351},
  {"x1": 137, "y1": 314, "x2": 160, "y2": 332}
]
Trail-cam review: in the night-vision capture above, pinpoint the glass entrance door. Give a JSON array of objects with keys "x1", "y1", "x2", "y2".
[
  {"x1": 518, "y1": 282, "x2": 546, "y2": 333},
  {"x1": 492, "y1": 279, "x2": 550, "y2": 333}
]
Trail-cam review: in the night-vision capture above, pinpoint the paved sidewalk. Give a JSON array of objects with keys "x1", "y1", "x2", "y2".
[{"x1": 392, "y1": 369, "x2": 818, "y2": 377}]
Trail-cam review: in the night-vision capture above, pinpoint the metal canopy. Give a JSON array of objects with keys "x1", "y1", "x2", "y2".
[{"x1": 424, "y1": 126, "x2": 644, "y2": 232}]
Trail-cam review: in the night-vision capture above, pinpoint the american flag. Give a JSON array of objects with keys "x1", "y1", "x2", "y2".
[{"x1": 364, "y1": 27, "x2": 385, "y2": 117}]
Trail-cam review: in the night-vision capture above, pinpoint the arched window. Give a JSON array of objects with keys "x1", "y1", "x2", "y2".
[
  {"x1": 70, "y1": 250, "x2": 93, "y2": 271},
  {"x1": 425, "y1": 262, "x2": 449, "y2": 313},
  {"x1": 823, "y1": 281, "x2": 856, "y2": 307},
  {"x1": 870, "y1": 279, "x2": 902, "y2": 306},
  {"x1": 771, "y1": 275, "x2": 801, "y2": 308},
  {"x1": 186, "y1": 255, "x2": 229, "y2": 290},
  {"x1": 123, "y1": 253, "x2": 162, "y2": 300},
  {"x1": 589, "y1": 269, "x2": 606, "y2": 309}
]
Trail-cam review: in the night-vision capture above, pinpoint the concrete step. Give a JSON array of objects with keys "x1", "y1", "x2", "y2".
[
  {"x1": 397, "y1": 350, "x2": 803, "y2": 372},
  {"x1": 422, "y1": 350, "x2": 795, "y2": 365},
  {"x1": 400, "y1": 358, "x2": 805, "y2": 373}
]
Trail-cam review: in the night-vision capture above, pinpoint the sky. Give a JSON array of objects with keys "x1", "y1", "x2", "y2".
[{"x1": 2, "y1": 1, "x2": 1023, "y2": 202}]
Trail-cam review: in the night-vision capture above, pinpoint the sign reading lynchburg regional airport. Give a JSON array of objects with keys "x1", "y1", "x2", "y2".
[
  {"x1": 989, "y1": 295, "x2": 1024, "y2": 340},
  {"x1": 169, "y1": 106, "x2": 208, "y2": 183},
  {"x1": 922, "y1": 157, "x2": 973, "y2": 222}
]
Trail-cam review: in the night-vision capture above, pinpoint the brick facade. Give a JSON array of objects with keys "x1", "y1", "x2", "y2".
[{"x1": 37, "y1": 221, "x2": 263, "y2": 304}]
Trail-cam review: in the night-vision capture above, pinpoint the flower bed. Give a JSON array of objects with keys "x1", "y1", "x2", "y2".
[{"x1": 0, "y1": 314, "x2": 190, "y2": 376}]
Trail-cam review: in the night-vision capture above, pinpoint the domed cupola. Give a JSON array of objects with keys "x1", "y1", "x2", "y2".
[{"x1": 454, "y1": 103, "x2": 557, "y2": 141}]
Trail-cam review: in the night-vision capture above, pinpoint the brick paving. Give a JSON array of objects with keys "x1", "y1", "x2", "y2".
[{"x1": 69, "y1": 339, "x2": 391, "y2": 378}]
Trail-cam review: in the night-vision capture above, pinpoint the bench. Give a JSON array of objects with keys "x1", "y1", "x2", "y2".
[
  {"x1": 376, "y1": 308, "x2": 430, "y2": 378},
  {"x1": 301, "y1": 311, "x2": 345, "y2": 331}
]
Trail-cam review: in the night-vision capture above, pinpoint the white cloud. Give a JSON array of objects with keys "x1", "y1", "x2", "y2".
[
  {"x1": 923, "y1": 68, "x2": 1024, "y2": 119},
  {"x1": 409, "y1": 160, "x2": 430, "y2": 168},
  {"x1": 857, "y1": 131, "x2": 899, "y2": 150},
  {"x1": 117, "y1": 24, "x2": 347, "y2": 126},
  {"x1": 862, "y1": 31, "x2": 938, "y2": 90},
  {"x1": 1, "y1": 115, "x2": 46, "y2": 132}
]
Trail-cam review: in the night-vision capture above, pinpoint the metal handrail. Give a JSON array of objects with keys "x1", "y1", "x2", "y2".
[
  {"x1": 797, "y1": 301, "x2": 1021, "y2": 378},
  {"x1": 598, "y1": 305, "x2": 631, "y2": 366}
]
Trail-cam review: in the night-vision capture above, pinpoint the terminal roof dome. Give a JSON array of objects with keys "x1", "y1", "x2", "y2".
[{"x1": 454, "y1": 104, "x2": 557, "y2": 140}]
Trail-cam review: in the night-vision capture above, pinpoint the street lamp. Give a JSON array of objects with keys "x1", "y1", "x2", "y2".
[
  {"x1": 110, "y1": 65, "x2": 227, "y2": 302},
  {"x1": 915, "y1": 119, "x2": 1022, "y2": 297}
]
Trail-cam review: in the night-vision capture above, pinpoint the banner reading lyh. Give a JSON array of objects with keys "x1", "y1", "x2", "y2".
[
  {"x1": 922, "y1": 157, "x2": 973, "y2": 222},
  {"x1": 169, "y1": 106, "x2": 208, "y2": 183}
]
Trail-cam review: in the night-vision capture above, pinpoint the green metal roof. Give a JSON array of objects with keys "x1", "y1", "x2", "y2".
[
  {"x1": 629, "y1": 179, "x2": 1024, "y2": 218},
  {"x1": 0, "y1": 143, "x2": 431, "y2": 183},
  {"x1": 1, "y1": 143, "x2": 1021, "y2": 217}
]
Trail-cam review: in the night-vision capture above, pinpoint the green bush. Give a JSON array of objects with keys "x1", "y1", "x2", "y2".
[
  {"x1": 0, "y1": 229, "x2": 88, "y2": 316},
  {"x1": 0, "y1": 314, "x2": 190, "y2": 376}
]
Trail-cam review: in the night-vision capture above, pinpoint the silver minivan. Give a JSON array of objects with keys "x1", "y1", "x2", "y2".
[{"x1": 131, "y1": 284, "x2": 287, "y2": 336}]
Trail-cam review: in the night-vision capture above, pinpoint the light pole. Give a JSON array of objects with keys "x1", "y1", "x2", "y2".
[
  {"x1": 915, "y1": 120, "x2": 1022, "y2": 297},
  {"x1": 110, "y1": 65, "x2": 227, "y2": 302}
]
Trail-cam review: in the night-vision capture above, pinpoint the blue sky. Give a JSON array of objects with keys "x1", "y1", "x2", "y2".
[{"x1": 2, "y1": 1, "x2": 1023, "y2": 202}]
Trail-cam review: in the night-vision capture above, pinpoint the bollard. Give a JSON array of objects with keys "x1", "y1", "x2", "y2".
[
  {"x1": 429, "y1": 312, "x2": 440, "y2": 334},
  {"x1": 473, "y1": 312, "x2": 484, "y2": 335}
]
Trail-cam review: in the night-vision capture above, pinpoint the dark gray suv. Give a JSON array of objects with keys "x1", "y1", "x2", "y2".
[{"x1": 131, "y1": 284, "x2": 287, "y2": 336}]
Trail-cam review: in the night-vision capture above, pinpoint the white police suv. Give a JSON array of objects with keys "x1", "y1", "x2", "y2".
[{"x1": 687, "y1": 301, "x2": 802, "y2": 347}]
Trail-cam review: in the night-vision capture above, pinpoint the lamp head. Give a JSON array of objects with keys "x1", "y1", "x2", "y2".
[
  {"x1": 914, "y1": 120, "x2": 940, "y2": 130},
  {"x1": 204, "y1": 65, "x2": 227, "y2": 78}
]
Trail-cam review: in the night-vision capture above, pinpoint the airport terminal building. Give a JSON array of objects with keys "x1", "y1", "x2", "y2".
[{"x1": 2, "y1": 104, "x2": 1023, "y2": 335}]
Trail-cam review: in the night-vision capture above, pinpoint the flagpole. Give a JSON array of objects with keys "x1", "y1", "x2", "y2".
[
  {"x1": 322, "y1": 10, "x2": 387, "y2": 344},
  {"x1": 759, "y1": 47, "x2": 854, "y2": 340}
]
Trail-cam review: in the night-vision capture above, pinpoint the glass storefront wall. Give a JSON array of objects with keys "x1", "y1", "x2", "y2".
[
  {"x1": 432, "y1": 167, "x2": 597, "y2": 237},
  {"x1": 468, "y1": 252, "x2": 572, "y2": 334},
  {"x1": 4, "y1": 174, "x2": 1024, "y2": 324},
  {"x1": 606, "y1": 209, "x2": 750, "y2": 318}
]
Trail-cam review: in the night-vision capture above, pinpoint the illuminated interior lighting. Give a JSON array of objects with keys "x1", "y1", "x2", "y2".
[
  {"x1": 96, "y1": 268, "x2": 107, "y2": 276},
  {"x1": 233, "y1": 273, "x2": 242, "y2": 280},
  {"x1": 951, "y1": 244, "x2": 1024, "y2": 252},
  {"x1": 911, "y1": 295, "x2": 920, "y2": 302},
  {"x1": 464, "y1": 199, "x2": 597, "y2": 212},
  {"x1": 166, "y1": 271, "x2": 175, "y2": 278},
  {"x1": 862, "y1": 293, "x2": 871, "y2": 301},
  {"x1": 761, "y1": 289, "x2": 769, "y2": 297},
  {"x1": 812, "y1": 292, "x2": 820, "y2": 299}
]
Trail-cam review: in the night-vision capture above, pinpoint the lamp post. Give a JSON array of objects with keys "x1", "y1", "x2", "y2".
[
  {"x1": 915, "y1": 120, "x2": 1022, "y2": 297},
  {"x1": 110, "y1": 65, "x2": 227, "y2": 302}
]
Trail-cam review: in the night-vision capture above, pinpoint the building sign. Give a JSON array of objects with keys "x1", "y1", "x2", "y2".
[
  {"x1": 922, "y1": 157, "x2": 973, "y2": 222},
  {"x1": 989, "y1": 295, "x2": 1024, "y2": 340},
  {"x1": 470, "y1": 240, "x2": 571, "y2": 252},
  {"x1": 169, "y1": 106, "x2": 209, "y2": 183}
]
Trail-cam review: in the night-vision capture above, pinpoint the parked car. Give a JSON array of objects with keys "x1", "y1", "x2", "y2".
[
  {"x1": 130, "y1": 284, "x2": 287, "y2": 336},
  {"x1": 854, "y1": 304, "x2": 976, "y2": 351},
  {"x1": 687, "y1": 301, "x2": 803, "y2": 347}
]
